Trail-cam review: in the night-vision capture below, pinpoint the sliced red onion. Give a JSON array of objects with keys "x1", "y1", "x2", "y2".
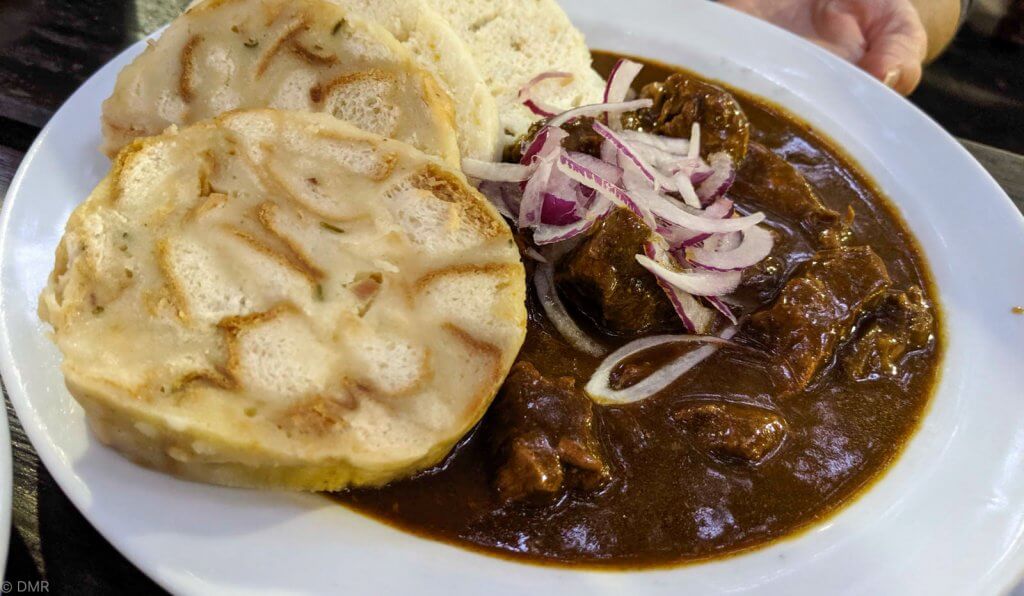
[
  {"x1": 477, "y1": 181, "x2": 514, "y2": 220},
  {"x1": 556, "y1": 153, "x2": 658, "y2": 229},
  {"x1": 519, "y1": 157, "x2": 554, "y2": 228},
  {"x1": 695, "y1": 152, "x2": 736, "y2": 204},
  {"x1": 643, "y1": 191, "x2": 763, "y2": 234},
  {"x1": 704, "y1": 197, "x2": 735, "y2": 219},
  {"x1": 534, "y1": 264, "x2": 605, "y2": 357},
  {"x1": 644, "y1": 242, "x2": 716, "y2": 333},
  {"x1": 584, "y1": 327, "x2": 738, "y2": 405},
  {"x1": 636, "y1": 254, "x2": 743, "y2": 296},
  {"x1": 673, "y1": 156, "x2": 715, "y2": 186},
  {"x1": 603, "y1": 58, "x2": 643, "y2": 130},
  {"x1": 618, "y1": 130, "x2": 692, "y2": 156},
  {"x1": 463, "y1": 158, "x2": 535, "y2": 182},
  {"x1": 672, "y1": 171, "x2": 702, "y2": 208},
  {"x1": 688, "y1": 123, "x2": 702, "y2": 159},
  {"x1": 658, "y1": 199, "x2": 736, "y2": 248},
  {"x1": 600, "y1": 139, "x2": 617, "y2": 165},
  {"x1": 604, "y1": 59, "x2": 643, "y2": 104},
  {"x1": 521, "y1": 127, "x2": 550, "y2": 164},
  {"x1": 592, "y1": 121, "x2": 672, "y2": 190},
  {"x1": 688, "y1": 225, "x2": 774, "y2": 271},
  {"x1": 521, "y1": 126, "x2": 568, "y2": 165},
  {"x1": 540, "y1": 192, "x2": 580, "y2": 226},
  {"x1": 547, "y1": 99, "x2": 653, "y2": 129},
  {"x1": 518, "y1": 72, "x2": 574, "y2": 117},
  {"x1": 705, "y1": 295, "x2": 739, "y2": 325},
  {"x1": 534, "y1": 212, "x2": 604, "y2": 245},
  {"x1": 565, "y1": 151, "x2": 623, "y2": 184}
]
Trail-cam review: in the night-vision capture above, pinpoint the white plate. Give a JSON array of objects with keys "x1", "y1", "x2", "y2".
[{"x1": 2, "y1": 0, "x2": 1024, "y2": 593}]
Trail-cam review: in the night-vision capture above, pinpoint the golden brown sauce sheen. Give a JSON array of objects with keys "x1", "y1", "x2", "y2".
[{"x1": 335, "y1": 53, "x2": 943, "y2": 567}]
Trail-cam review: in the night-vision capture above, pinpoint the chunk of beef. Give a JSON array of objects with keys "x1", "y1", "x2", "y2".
[
  {"x1": 623, "y1": 74, "x2": 750, "y2": 163},
  {"x1": 744, "y1": 247, "x2": 892, "y2": 391},
  {"x1": 729, "y1": 142, "x2": 849, "y2": 249},
  {"x1": 843, "y1": 286, "x2": 934, "y2": 380},
  {"x1": 504, "y1": 117, "x2": 606, "y2": 163},
  {"x1": 489, "y1": 362, "x2": 609, "y2": 503},
  {"x1": 556, "y1": 208, "x2": 678, "y2": 336},
  {"x1": 674, "y1": 402, "x2": 787, "y2": 464}
]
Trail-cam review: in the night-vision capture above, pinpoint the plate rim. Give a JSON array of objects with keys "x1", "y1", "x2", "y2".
[
  {"x1": 0, "y1": 381, "x2": 12, "y2": 576},
  {"x1": 1, "y1": 0, "x2": 1023, "y2": 593}
]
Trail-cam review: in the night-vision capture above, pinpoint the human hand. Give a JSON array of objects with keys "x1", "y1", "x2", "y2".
[{"x1": 719, "y1": 0, "x2": 929, "y2": 95}]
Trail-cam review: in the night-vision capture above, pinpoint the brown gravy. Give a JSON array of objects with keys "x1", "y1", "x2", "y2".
[{"x1": 334, "y1": 52, "x2": 943, "y2": 568}]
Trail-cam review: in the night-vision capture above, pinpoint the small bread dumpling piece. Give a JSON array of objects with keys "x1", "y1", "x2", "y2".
[
  {"x1": 423, "y1": 0, "x2": 607, "y2": 146},
  {"x1": 101, "y1": 0, "x2": 460, "y2": 165},
  {"x1": 326, "y1": 0, "x2": 503, "y2": 160},
  {"x1": 40, "y1": 110, "x2": 526, "y2": 490}
]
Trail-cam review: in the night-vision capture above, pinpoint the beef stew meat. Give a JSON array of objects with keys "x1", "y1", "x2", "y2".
[
  {"x1": 743, "y1": 247, "x2": 893, "y2": 392},
  {"x1": 623, "y1": 73, "x2": 751, "y2": 163},
  {"x1": 556, "y1": 208, "x2": 678, "y2": 336},
  {"x1": 338, "y1": 54, "x2": 941, "y2": 568},
  {"x1": 489, "y1": 363, "x2": 610, "y2": 503},
  {"x1": 730, "y1": 142, "x2": 851, "y2": 249},
  {"x1": 674, "y1": 402, "x2": 788, "y2": 465},
  {"x1": 843, "y1": 286, "x2": 935, "y2": 381}
]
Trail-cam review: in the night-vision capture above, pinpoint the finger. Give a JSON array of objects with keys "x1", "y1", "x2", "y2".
[
  {"x1": 812, "y1": 2, "x2": 868, "y2": 62},
  {"x1": 852, "y1": 2, "x2": 928, "y2": 94},
  {"x1": 859, "y1": 29, "x2": 926, "y2": 94}
]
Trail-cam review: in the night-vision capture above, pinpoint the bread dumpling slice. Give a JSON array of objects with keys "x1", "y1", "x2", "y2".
[
  {"x1": 102, "y1": 0, "x2": 460, "y2": 165},
  {"x1": 327, "y1": 0, "x2": 502, "y2": 160},
  {"x1": 40, "y1": 109, "x2": 526, "y2": 490},
  {"x1": 423, "y1": 0, "x2": 607, "y2": 147}
]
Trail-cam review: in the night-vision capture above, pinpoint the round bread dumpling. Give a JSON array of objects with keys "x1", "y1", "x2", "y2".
[
  {"x1": 39, "y1": 110, "x2": 526, "y2": 490},
  {"x1": 101, "y1": 0, "x2": 460, "y2": 165}
]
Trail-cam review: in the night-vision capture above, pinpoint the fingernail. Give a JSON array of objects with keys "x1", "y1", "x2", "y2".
[{"x1": 883, "y1": 69, "x2": 901, "y2": 89}]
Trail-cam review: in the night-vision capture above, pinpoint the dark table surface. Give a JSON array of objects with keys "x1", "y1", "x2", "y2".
[{"x1": 0, "y1": 1, "x2": 1022, "y2": 594}]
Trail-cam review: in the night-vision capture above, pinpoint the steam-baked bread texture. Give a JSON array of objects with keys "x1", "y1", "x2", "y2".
[
  {"x1": 102, "y1": 0, "x2": 460, "y2": 165},
  {"x1": 40, "y1": 110, "x2": 526, "y2": 490},
  {"x1": 423, "y1": 0, "x2": 606, "y2": 146},
  {"x1": 327, "y1": 0, "x2": 502, "y2": 160}
]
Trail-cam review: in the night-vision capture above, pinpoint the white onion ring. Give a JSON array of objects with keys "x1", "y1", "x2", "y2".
[
  {"x1": 534, "y1": 264, "x2": 606, "y2": 357},
  {"x1": 584, "y1": 327, "x2": 738, "y2": 405}
]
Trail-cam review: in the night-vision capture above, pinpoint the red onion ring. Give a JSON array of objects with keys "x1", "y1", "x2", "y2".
[
  {"x1": 518, "y1": 71, "x2": 574, "y2": 117},
  {"x1": 687, "y1": 225, "x2": 774, "y2": 271},
  {"x1": 546, "y1": 99, "x2": 653, "y2": 129},
  {"x1": 636, "y1": 254, "x2": 743, "y2": 296},
  {"x1": 643, "y1": 241, "x2": 716, "y2": 333}
]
